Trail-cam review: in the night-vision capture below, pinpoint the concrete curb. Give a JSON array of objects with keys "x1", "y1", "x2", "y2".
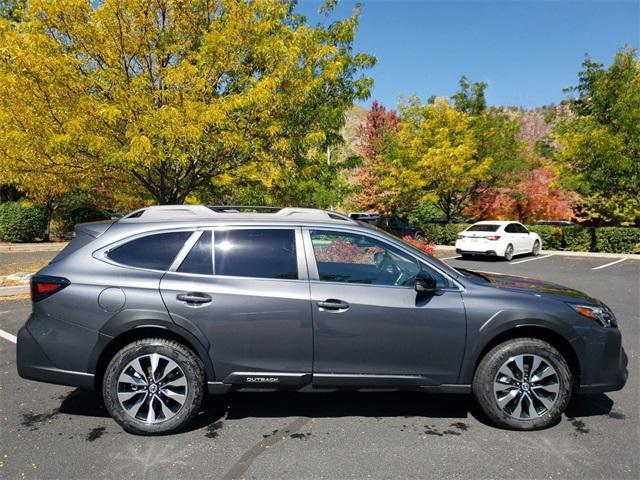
[
  {"x1": 0, "y1": 285, "x2": 29, "y2": 297},
  {"x1": 434, "y1": 245, "x2": 639, "y2": 260},
  {"x1": 0, "y1": 242, "x2": 68, "y2": 253}
]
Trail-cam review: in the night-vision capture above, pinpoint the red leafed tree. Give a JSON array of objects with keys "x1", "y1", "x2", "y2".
[
  {"x1": 351, "y1": 101, "x2": 399, "y2": 211},
  {"x1": 466, "y1": 167, "x2": 576, "y2": 223}
]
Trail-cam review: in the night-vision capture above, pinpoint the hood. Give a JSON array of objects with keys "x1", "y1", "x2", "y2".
[{"x1": 473, "y1": 271, "x2": 601, "y2": 305}]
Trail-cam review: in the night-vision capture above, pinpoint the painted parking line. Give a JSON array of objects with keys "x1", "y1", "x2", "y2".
[
  {"x1": 509, "y1": 254, "x2": 554, "y2": 265},
  {"x1": 0, "y1": 329, "x2": 17, "y2": 343},
  {"x1": 592, "y1": 257, "x2": 628, "y2": 270},
  {"x1": 441, "y1": 255, "x2": 462, "y2": 260}
]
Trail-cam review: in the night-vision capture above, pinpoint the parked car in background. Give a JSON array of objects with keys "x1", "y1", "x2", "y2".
[
  {"x1": 348, "y1": 212, "x2": 378, "y2": 221},
  {"x1": 535, "y1": 220, "x2": 578, "y2": 227},
  {"x1": 371, "y1": 215, "x2": 424, "y2": 240},
  {"x1": 456, "y1": 221, "x2": 542, "y2": 261},
  {"x1": 17, "y1": 206, "x2": 626, "y2": 435}
]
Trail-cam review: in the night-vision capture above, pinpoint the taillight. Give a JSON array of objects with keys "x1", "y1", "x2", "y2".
[
  {"x1": 30, "y1": 275, "x2": 70, "y2": 302},
  {"x1": 486, "y1": 235, "x2": 501, "y2": 241},
  {"x1": 457, "y1": 234, "x2": 465, "y2": 239}
]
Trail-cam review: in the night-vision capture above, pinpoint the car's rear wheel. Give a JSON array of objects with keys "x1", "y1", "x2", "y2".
[
  {"x1": 532, "y1": 240, "x2": 541, "y2": 256},
  {"x1": 472, "y1": 338, "x2": 572, "y2": 430},
  {"x1": 503, "y1": 244, "x2": 514, "y2": 261},
  {"x1": 103, "y1": 338, "x2": 205, "y2": 435}
]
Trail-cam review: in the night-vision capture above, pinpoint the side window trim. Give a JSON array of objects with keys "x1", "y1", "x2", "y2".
[
  {"x1": 168, "y1": 230, "x2": 204, "y2": 272},
  {"x1": 302, "y1": 228, "x2": 461, "y2": 290}
]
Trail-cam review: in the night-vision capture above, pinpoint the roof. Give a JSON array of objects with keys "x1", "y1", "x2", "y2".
[
  {"x1": 473, "y1": 220, "x2": 518, "y2": 225},
  {"x1": 119, "y1": 205, "x2": 356, "y2": 225}
]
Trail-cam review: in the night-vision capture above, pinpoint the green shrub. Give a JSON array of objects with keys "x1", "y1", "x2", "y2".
[
  {"x1": 420, "y1": 223, "x2": 469, "y2": 245},
  {"x1": 417, "y1": 222, "x2": 639, "y2": 254},
  {"x1": 527, "y1": 225, "x2": 563, "y2": 250},
  {"x1": 561, "y1": 226, "x2": 594, "y2": 252},
  {"x1": 0, "y1": 202, "x2": 47, "y2": 242},
  {"x1": 595, "y1": 227, "x2": 640, "y2": 254}
]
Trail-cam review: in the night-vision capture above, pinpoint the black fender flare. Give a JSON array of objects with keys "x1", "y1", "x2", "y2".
[
  {"x1": 87, "y1": 309, "x2": 216, "y2": 382},
  {"x1": 458, "y1": 310, "x2": 586, "y2": 384}
]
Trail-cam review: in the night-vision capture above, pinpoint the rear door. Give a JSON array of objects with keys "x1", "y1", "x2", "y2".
[
  {"x1": 505, "y1": 223, "x2": 528, "y2": 253},
  {"x1": 160, "y1": 227, "x2": 313, "y2": 387},
  {"x1": 304, "y1": 228, "x2": 466, "y2": 388}
]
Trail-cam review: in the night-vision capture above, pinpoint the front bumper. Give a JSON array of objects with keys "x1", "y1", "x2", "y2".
[
  {"x1": 17, "y1": 326, "x2": 95, "y2": 389},
  {"x1": 575, "y1": 324, "x2": 628, "y2": 394}
]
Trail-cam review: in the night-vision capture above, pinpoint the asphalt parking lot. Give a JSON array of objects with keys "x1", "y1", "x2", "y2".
[{"x1": 0, "y1": 251, "x2": 638, "y2": 479}]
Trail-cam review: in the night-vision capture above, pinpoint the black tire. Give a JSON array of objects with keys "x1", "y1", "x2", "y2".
[
  {"x1": 413, "y1": 231, "x2": 424, "y2": 241},
  {"x1": 532, "y1": 240, "x2": 541, "y2": 256},
  {"x1": 103, "y1": 338, "x2": 205, "y2": 435},
  {"x1": 461, "y1": 254, "x2": 472, "y2": 259},
  {"x1": 472, "y1": 338, "x2": 572, "y2": 430},
  {"x1": 503, "y1": 244, "x2": 514, "y2": 261}
]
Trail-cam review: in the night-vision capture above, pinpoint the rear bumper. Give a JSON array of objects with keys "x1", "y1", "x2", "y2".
[
  {"x1": 16, "y1": 326, "x2": 95, "y2": 389},
  {"x1": 456, "y1": 248, "x2": 498, "y2": 256}
]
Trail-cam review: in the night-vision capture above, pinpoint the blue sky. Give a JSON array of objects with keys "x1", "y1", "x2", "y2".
[{"x1": 296, "y1": 0, "x2": 640, "y2": 109}]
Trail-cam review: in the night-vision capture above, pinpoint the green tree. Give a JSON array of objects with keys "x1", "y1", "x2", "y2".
[
  {"x1": 451, "y1": 76, "x2": 529, "y2": 189},
  {"x1": 451, "y1": 75, "x2": 487, "y2": 116},
  {"x1": 380, "y1": 97, "x2": 492, "y2": 222},
  {"x1": 554, "y1": 48, "x2": 639, "y2": 225},
  {"x1": 0, "y1": 0, "x2": 374, "y2": 205}
]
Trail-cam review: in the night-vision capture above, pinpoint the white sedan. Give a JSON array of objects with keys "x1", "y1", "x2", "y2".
[{"x1": 455, "y1": 221, "x2": 542, "y2": 261}]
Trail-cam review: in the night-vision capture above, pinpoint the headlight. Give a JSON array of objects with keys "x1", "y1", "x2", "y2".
[{"x1": 569, "y1": 304, "x2": 617, "y2": 327}]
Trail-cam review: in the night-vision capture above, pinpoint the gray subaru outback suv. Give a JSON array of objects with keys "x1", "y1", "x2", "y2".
[{"x1": 17, "y1": 206, "x2": 627, "y2": 435}]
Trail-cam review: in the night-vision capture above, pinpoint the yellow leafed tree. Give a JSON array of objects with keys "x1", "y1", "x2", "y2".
[
  {"x1": 0, "y1": 0, "x2": 374, "y2": 204},
  {"x1": 380, "y1": 97, "x2": 492, "y2": 221}
]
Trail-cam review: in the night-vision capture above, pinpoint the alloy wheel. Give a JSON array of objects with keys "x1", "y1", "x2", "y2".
[
  {"x1": 505, "y1": 244, "x2": 514, "y2": 261},
  {"x1": 493, "y1": 354, "x2": 560, "y2": 420},
  {"x1": 533, "y1": 241, "x2": 541, "y2": 256},
  {"x1": 117, "y1": 353, "x2": 188, "y2": 424}
]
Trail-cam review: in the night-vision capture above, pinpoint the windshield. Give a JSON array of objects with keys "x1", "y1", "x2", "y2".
[{"x1": 466, "y1": 224, "x2": 501, "y2": 232}]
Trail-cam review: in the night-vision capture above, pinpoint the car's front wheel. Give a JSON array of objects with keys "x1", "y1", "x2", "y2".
[
  {"x1": 532, "y1": 240, "x2": 541, "y2": 256},
  {"x1": 103, "y1": 338, "x2": 205, "y2": 435},
  {"x1": 472, "y1": 338, "x2": 573, "y2": 430}
]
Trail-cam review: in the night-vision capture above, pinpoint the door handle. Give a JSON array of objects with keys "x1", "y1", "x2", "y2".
[
  {"x1": 317, "y1": 299, "x2": 350, "y2": 311},
  {"x1": 177, "y1": 292, "x2": 212, "y2": 305}
]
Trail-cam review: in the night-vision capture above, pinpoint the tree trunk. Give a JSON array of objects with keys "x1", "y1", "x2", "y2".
[{"x1": 43, "y1": 199, "x2": 55, "y2": 242}]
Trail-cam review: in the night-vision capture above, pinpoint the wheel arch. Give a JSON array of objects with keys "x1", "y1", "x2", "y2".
[
  {"x1": 462, "y1": 325, "x2": 582, "y2": 389},
  {"x1": 91, "y1": 320, "x2": 215, "y2": 389}
]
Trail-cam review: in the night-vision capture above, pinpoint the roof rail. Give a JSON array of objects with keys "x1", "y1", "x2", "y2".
[
  {"x1": 208, "y1": 205, "x2": 281, "y2": 213},
  {"x1": 123, "y1": 205, "x2": 217, "y2": 220},
  {"x1": 121, "y1": 205, "x2": 355, "y2": 223},
  {"x1": 208, "y1": 205, "x2": 353, "y2": 222},
  {"x1": 275, "y1": 207, "x2": 353, "y2": 222}
]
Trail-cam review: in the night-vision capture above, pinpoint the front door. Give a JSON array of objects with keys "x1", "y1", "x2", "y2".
[
  {"x1": 160, "y1": 227, "x2": 313, "y2": 387},
  {"x1": 304, "y1": 229, "x2": 466, "y2": 388}
]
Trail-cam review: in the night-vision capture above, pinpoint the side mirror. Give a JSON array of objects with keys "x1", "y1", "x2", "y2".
[{"x1": 415, "y1": 271, "x2": 443, "y2": 295}]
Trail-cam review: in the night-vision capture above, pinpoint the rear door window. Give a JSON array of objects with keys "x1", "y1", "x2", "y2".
[
  {"x1": 106, "y1": 231, "x2": 191, "y2": 270},
  {"x1": 214, "y1": 229, "x2": 298, "y2": 279}
]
